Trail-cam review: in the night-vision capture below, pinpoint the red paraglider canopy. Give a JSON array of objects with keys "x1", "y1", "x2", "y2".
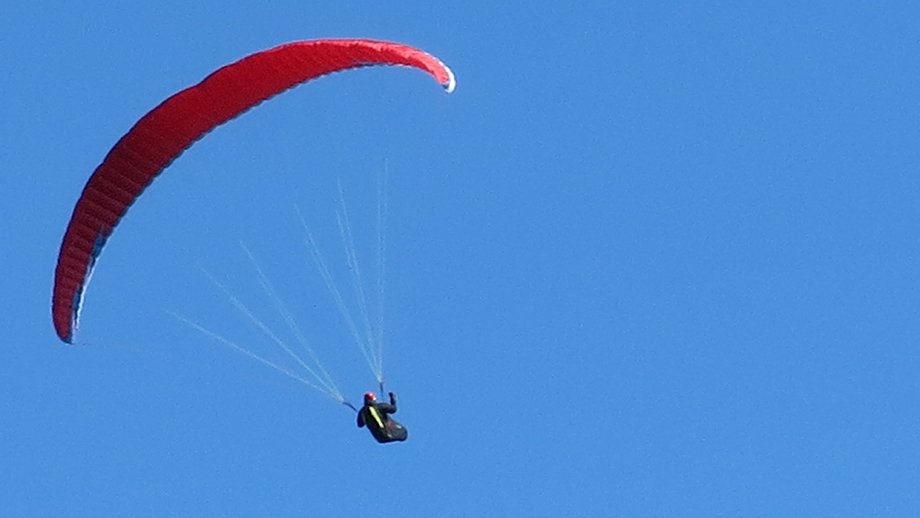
[{"x1": 52, "y1": 39, "x2": 455, "y2": 343}]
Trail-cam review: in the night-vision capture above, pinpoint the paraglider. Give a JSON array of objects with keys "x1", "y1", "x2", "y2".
[
  {"x1": 357, "y1": 392, "x2": 408, "y2": 443},
  {"x1": 51, "y1": 38, "x2": 454, "y2": 441},
  {"x1": 52, "y1": 38, "x2": 455, "y2": 344}
]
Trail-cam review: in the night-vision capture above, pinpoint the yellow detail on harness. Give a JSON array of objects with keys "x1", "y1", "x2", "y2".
[{"x1": 368, "y1": 406, "x2": 385, "y2": 429}]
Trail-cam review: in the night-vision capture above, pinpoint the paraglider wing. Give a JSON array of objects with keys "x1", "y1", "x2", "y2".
[{"x1": 52, "y1": 39, "x2": 455, "y2": 343}]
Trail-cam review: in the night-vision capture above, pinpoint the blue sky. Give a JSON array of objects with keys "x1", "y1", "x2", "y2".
[{"x1": 3, "y1": 1, "x2": 920, "y2": 516}]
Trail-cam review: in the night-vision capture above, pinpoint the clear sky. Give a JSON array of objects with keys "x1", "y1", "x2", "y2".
[{"x1": 3, "y1": 1, "x2": 920, "y2": 516}]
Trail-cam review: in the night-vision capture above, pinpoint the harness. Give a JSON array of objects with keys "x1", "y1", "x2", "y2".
[{"x1": 367, "y1": 405, "x2": 386, "y2": 429}]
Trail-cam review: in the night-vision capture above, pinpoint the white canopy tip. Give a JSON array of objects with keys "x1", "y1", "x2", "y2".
[{"x1": 443, "y1": 64, "x2": 457, "y2": 93}]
